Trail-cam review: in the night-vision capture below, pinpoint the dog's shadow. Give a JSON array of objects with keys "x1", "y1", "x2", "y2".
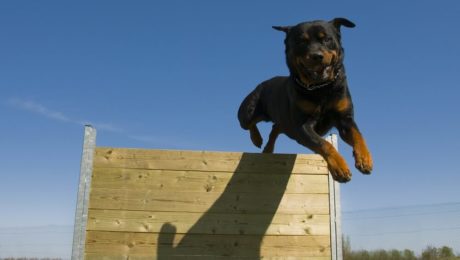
[{"x1": 156, "y1": 153, "x2": 296, "y2": 259}]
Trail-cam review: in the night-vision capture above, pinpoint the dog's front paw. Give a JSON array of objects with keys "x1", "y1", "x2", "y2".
[
  {"x1": 354, "y1": 149, "x2": 373, "y2": 174},
  {"x1": 326, "y1": 154, "x2": 352, "y2": 183}
]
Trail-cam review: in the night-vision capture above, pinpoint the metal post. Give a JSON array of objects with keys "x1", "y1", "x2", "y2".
[
  {"x1": 71, "y1": 125, "x2": 96, "y2": 260},
  {"x1": 326, "y1": 134, "x2": 343, "y2": 260}
]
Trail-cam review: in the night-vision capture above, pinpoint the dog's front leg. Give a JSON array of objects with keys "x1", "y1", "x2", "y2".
[
  {"x1": 296, "y1": 122, "x2": 352, "y2": 182},
  {"x1": 337, "y1": 116, "x2": 373, "y2": 174}
]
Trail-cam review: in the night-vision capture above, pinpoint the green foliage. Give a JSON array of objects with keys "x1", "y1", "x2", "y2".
[
  {"x1": 345, "y1": 248, "x2": 414, "y2": 260},
  {"x1": 403, "y1": 249, "x2": 418, "y2": 260},
  {"x1": 343, "y1": 236, "x2": 459, "y2": 260},
  {"x1": 439, "y1": 246, "x2": 456, "y2": 259},
  {"x1": 421, "y1": 246, "x2": 457, "y2": 260}
]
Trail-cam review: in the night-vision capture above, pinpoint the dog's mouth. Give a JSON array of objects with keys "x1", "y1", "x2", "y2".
[
  {"x1": 301, "y1": 63, "x2": 336, "y2": 83},
  {"x1": 311, "y1": 65, "x2": 334, "y2": 81},
  {"x1": 293, "y1": 50, "x2": 340, "y2": 86}
]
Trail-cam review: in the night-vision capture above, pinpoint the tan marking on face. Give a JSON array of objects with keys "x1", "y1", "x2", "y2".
[
  {"x1": 318, "y1": 31, "x2": 326, "y2": 39},
  {"x1": 295, "y1": 56, "x2": 307, "y2": 67},
  {"x1": 322, "y1": 50, "x2": 337, "y2": 65},
  {"x1": 297, "y1": 72, "x2": 311, "y2": 86},
  {"x1": 301, "y1": 33, "x2": 310, "y2": 41},
  {"x1": 336, "y1": 98, "x2": 350, "y2": 112},
  {"x1": 293, "y1": 56, "x2": 312, "y2": 86}
]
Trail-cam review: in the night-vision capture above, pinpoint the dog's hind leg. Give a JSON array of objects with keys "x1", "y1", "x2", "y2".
[
  {"x1": 238, "y1": 85, "x2": 268, "y2": 148},
  {"x1": 249, "y1": 124, "x2": 263, "y2": 148},
  {"x1": 263, "y1": 124, "x2": 281, "y2": 153}
]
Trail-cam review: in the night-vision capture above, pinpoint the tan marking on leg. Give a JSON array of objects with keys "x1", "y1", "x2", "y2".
[
  {"x1": 320, "y1": 142, "x2": 352, "y2": 182},
  {"x1": 350, "y1": 128, "x2": 373, "y2": 173}
]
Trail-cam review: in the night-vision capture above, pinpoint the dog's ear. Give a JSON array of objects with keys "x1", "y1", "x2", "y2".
[
  {"x1": 330, "y1": 18, "x2": 356, "y2": 30},
  {"x1": 272, "y1": 26, "x2": 292, "y2": 34}
]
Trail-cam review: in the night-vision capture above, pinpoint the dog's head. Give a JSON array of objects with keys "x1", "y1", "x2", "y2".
[{"x1": 273, "y1": 18, "x2": 355, "y2": 87}]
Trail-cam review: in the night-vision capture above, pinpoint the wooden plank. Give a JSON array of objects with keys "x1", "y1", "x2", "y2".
[
  {"x1": 87, "y1": 209, "x2": 330, "y2": 236},
  {"x1": 93, "y1": 148, "x2": 328, "y2": 175},
  {"x1": 91, "y1": 168, "x2": 329, "y2": 194},
  {"x1": 85, "y1": 231, "x2": 330, "y2": 258},
  {"x1": 85, "y1": 253, "x2": 330, "y2": 260},
  {"x1": 89, "y1": 188, "x2": 330, "y2": 215},
  {"x1": 94, "y1": 148, "x2": 325, "y2": 163}
]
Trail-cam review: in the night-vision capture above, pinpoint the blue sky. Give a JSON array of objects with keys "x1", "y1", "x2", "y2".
[{"x1": 1, "y1": 0, "x2": 460, "y2": 257}]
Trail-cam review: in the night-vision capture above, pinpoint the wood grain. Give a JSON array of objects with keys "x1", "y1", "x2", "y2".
[
  {"x1": 86, "y1": 231, "x2": 331, "y2": 258},
  {"x1": 94, "y1": 148, "x2": 328, "y2": 175},
  {"x1": 92, "y1": 168, "x2": 329, "y2": 194},
  {"x1": 85, "y1": 253, "x2": 330, "y2": 260},
  {"x1": 89, "y1": 188, "x2": 330, "y2": 214},
  {"x1": 87, "y1": 209, "x2": 330, "y2": 236},
  {"x1": 84, "y1": 148, "x2": 333, "y2": 259}
]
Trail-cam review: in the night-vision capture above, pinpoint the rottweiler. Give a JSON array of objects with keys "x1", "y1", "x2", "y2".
[{"x1": 238, "y1": 18, "x2": 373, "y2": 182}]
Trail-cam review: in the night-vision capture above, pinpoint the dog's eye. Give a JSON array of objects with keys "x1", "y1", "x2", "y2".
[{"x1": 323, "y1": 37, "x2": 332, "y2": 43}]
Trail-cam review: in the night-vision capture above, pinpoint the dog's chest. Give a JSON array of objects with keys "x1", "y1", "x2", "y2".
[{"x1": 296, "y1": 98, "x2": 347, "y2": 117}]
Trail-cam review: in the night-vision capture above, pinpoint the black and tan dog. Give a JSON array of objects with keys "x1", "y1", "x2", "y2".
[{"x1": 238, "y1": 18, "x2": 372, "y2": 182}]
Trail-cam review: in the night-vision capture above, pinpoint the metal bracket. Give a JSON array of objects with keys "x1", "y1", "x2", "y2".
[
  {"x1": 326, "y1": 134, "x2": 343, "y2": 260},
  {"x1": 71, "y1": 125, "x2": 96, "y2": 260}
]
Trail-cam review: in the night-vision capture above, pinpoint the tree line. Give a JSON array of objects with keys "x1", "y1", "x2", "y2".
[{"x1": 343, "y1": 236, "x2": 459, "y2": 260}]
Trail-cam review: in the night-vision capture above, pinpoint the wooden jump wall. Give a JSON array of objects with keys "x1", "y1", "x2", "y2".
[{"x1": 72, "y1": 126, "x2": 342, "y2": 260}]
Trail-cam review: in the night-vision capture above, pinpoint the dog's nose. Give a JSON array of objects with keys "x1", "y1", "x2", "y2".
[{"x1": 310, "y1": 52, "x2": 324, "y2": 62}]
